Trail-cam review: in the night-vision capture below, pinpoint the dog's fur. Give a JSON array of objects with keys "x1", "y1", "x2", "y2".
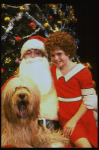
[{"x1": 1, "y1": 77, "x2": 70, "y2": 148}]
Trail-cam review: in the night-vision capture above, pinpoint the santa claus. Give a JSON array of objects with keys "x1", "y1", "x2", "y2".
[{"x1": 19, "y1": 36, "x2": 59, "y2": 129}]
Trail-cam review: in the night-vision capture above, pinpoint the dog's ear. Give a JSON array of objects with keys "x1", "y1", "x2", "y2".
[
  {"x1": 32, "y1": 98, "x2": 40, "y2": 121},
  {"x1": 3, "y1": 98, "x2": 13, "y2": 122},
  {"x1": 31, "y1": 93, "x2": 40, "y2": 121}
]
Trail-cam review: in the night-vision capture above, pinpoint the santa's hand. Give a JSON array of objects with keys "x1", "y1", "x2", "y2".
[
  {"x1": 83, "y1": 94, "x2": 98, "y2": 110},
  {"x1": 63, "y1": 120, "x2": 76, "y2": 138}
]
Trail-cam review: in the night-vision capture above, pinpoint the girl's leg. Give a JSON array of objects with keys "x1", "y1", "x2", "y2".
[{"x1": 73, "y1": 138, "x2": 92, "y2": 148}]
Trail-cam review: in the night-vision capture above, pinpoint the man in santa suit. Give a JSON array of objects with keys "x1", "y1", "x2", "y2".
[
  {"x1": 1, "y1": 36, "x2": 98, "y2": 128},
  {"x1": 19, "y1": 36, "x2": 59, "y2": 129}
]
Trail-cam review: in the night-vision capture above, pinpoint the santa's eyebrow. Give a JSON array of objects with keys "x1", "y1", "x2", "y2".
[{"x1": 26, "y1": 50, "x2": 31, "y2": 52}]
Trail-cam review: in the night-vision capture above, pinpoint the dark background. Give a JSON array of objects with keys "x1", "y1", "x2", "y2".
[{"x1": 71, "y1": 4, "x2": 98, "y2": 93}]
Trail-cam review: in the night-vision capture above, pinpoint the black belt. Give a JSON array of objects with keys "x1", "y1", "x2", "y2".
[{"x1": 37, "y1": 118, "x2": 62, "y2": 130}]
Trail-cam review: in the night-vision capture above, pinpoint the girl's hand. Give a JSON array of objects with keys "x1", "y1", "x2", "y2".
[
  {"x1": 63, "y1": 119, "x2": 77, "y2": 138},
  {"x1": 63, "y1": 103, "x2": 88, "y2": 138}
]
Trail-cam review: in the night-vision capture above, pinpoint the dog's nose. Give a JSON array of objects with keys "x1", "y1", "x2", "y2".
[{"x1": 19, "y1": 93, "x2": 25, "y2": 99}]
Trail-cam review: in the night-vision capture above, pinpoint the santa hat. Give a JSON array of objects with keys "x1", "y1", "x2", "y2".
[{"x1": 20, "y1": 36, "x2": 46, "y2": 59}]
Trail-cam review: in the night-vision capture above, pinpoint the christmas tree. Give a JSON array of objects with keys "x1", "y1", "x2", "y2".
[{"x1": 1, "y1": 3, "x2": 79, "y2": 86}]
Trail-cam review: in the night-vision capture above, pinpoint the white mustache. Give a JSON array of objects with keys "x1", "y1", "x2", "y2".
[
  {"x1": 19, "y1": 57, "x2": 52, "y2": 95},
  {"x1": 25, "y1": 57, "x2": 45, "y2": 63}
]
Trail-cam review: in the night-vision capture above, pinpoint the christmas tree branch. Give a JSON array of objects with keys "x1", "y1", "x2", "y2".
[
  {"x1": 35, "y1": 4, "x2": 54, "y2": 32},
  {"x1": 1, "y1": 12, "x2": 24, "y2": 41},
  {"x1": 21, "y1": 27, "x2": 41, "y2": 40},
  {"x1": 25, "y1": 12, "x2": 45, "y2": 30}
]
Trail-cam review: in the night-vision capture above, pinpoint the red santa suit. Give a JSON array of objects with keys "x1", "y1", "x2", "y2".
[
  {"x1": 1, "y1": 76, "x2": 16, "y2": 92},
  {"x1": 50, "y1": 63, "x2": 98, "y2": 148}
]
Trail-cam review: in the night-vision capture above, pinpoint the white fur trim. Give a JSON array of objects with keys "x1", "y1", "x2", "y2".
[
  {"x1": 58, "y1": 96, "x2": 82, "y2": 102},
  {"x1": 40, "y1": 85, "x2": 58, "y2": 120},
  {"x1": 81, "y1": 88, "x2": 95, "y2": 95}
]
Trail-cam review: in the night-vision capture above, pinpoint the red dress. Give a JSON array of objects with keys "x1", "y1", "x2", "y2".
[{"x1": 50, "y1": 63, "x2": 98, "y2": 147}]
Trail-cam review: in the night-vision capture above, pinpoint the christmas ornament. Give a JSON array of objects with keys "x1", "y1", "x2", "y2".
[
  {"x1": 54, "y1": 24, "x2": 59, "y2": 32},
  {"x1": 48, "y1": 16, "x2": 52, "y2": 20},
  {"x1": 4, "y1": 17, "x2": 10, "y2": 22},
  {"x1": 5, "y1": 57, "x2": 11, "y2": 64},
  {"x1": 57, "y1": 21, "x2": 61, "y2": 24},
  {"x1": 12, "y1": 54, "x2": 15, "y2": 57},
  {"x1": 14, "y1": 67, "x2": 19, "y2": 76},
  {"x1": 82, "y1": 62, "x2": 92, "y2": 70},
  {"x1": 15, "y1": 36, "x2": 21, "y2": 42},
  {"x1": 51, "y1": 4, "x2": 56, "y2": 8},
  {"x1": 69, "y1": 5, "x2": 73, "y2": 9},
  {"x1": 59, "y1": 11, "x2": 63, "y2": 17},
  {"x1": 64, "y1": 18, "x2": 69, "y2": 24},
  {"x1": 15, "y1": 58, "x2": 20, "y2": 64},
  {"x1": 10, "y1": 39, "x2": 15, "y2": 45},
  {"x1": 20, "y1": 6, "x2": 24, "y2": 11},
  {"x1": 43, "y1": 22, "x2": 49, "y2": 27},
  {"x1": 1, "y1": 68, "x2": 4, "y2": 74},
  {"x1": 29, "y1": 22, "x2": 35, "y2": 28},
  {"x1": 1, "y1": 4, "x2": 5, "y2": 8}
]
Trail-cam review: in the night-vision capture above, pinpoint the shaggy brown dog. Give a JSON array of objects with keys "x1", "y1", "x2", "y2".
[{"x1": 1, "y1": 76, "x2": 70, "y2": 148}]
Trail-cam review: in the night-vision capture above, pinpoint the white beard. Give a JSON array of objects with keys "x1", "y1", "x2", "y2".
[
  {"x1": 19, "y1": 57, "x2": 52, "y2": 95},
  {"x1": 19, "y1": 57, "x2": 58, "y2": 120}
]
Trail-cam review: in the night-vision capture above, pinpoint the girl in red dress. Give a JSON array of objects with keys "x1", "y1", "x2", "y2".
[{"x1": 44, "y1": 31, "x2": 98, "y2": 148}]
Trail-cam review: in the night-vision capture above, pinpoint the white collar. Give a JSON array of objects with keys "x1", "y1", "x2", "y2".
[{"x1": 56, "y1": 63, "x2": 85, "y2": 82}]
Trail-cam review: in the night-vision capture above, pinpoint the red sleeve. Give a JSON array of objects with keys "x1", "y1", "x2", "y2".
[
  {"x1": 79, "y1": 68, "x2": 93, "y2": 89},
  {"x1": 78, "y1": 68, "x2": 94, "y2": 96},
  {"x1": 1, "y1": 76, "x2": 16, "y2": 92}
]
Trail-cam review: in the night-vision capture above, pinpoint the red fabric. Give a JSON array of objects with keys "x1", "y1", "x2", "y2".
[
  {"x1": 1, "y1": 146, "x2": 15, "y2": 148},
  {"x1": 64, "y1": 145, "x2": 74, "y2": 148},
  {"x1": 29, "y1": 35, "x2": 46, "y2": 43},
  {"x1": 1, "y1": 76, "x2": 16, "y2": 92},
  {"x1": 50, "y1": 65, "x2": 98, "y2": 148}
]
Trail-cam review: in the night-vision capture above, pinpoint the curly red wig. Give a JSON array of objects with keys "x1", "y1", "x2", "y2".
[{"x1": 44, "y1": 31, "x2": 76, "y2": 59}]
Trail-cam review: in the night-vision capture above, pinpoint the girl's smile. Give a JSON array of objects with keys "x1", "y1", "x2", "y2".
[{"x1": 50, "y1": 49, "x2": 70, "y2": 69}]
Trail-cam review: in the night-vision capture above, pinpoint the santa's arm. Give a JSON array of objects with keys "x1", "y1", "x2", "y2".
[
  {"x1": 80, "y1": 69, "x2": 98, "y2": 111},
  {"x1": 83, "y1": 94, "x2": 98, "y2": 111}
]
